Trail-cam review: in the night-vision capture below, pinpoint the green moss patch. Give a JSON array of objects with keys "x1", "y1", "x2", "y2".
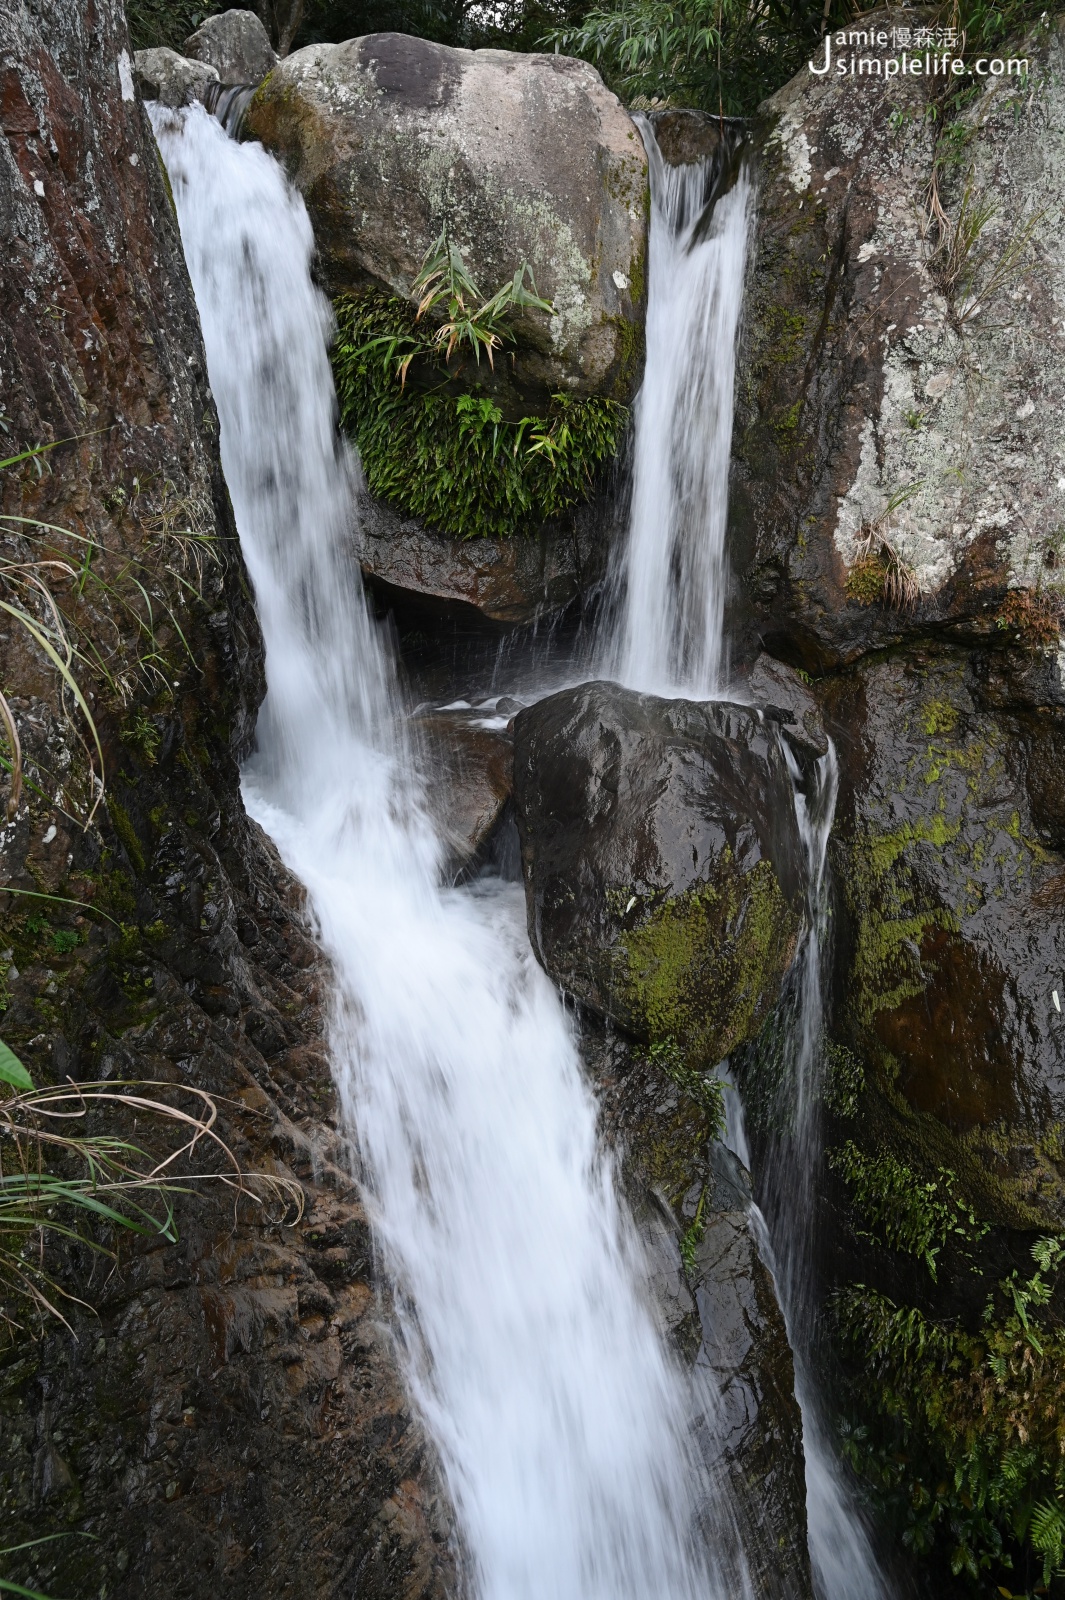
[
  {"x1": 613, "y1": 855, "x2": 799, "y2": 1069},
  {"x1": 332, "y1": 291, "x2": 627, "y2": 541}
]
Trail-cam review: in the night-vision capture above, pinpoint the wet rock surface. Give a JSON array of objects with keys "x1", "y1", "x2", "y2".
[
  {"x1": 586, "y1": 1023, "x2": 811, "y2": 1600},
  {"x1": 819, "y1": 648, "x2": 1065, "y2": 1236},
  {"x1": 733, "y1": 12, "x2": 1065, "y2": 670},
  {"x1": 410, "y1": 710, "x2": 514, "y2": 868},
  {"x1": 356, "y1": 476, "x2": 617, "y2": 627},
  {"x1": 0, "y1": 5, "x2": 453, "y2": 1597},
  {"x1": 242, "y1": 35, "x2": 649, "y2": 408},
  {"x1": 513, "y1": 681, "x2": 805, "y2": 1065},
  {"x1": 691, "y1": 1144, "x2": 811, "y2": 1600}
]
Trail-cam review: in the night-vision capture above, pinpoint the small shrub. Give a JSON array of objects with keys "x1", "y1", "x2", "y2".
[{"x1": 828, "y1": 1140, "x2": 988, "y2": 1279}]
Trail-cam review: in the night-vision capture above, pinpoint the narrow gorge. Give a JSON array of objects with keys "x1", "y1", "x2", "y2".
[{"x1": 2, "y1": 5, "x2": 1064, "y2": 1600}]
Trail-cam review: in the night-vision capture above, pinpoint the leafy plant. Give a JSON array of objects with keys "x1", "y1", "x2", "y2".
[
  {"x1": 828, "y1": 1140, "x2": 988, "y2": 1279},
  {"x1": 411, "y1": 231, "x2": 554, "y2": 371},
  {"x1": 834, "y1": 1238, "x2": 1065, "y2": 1586},
  {"x1": 930, "y1": 175, "x2": 1044, "y2": 326},
  {"x1": 545, "y1": 0, "x2": 833, "y2": 116},
  {"x1": 0, "y1": 1046, "x2": 302, "y2": 1336},
  {"x1": 333, "y1": 290, "x2": 626, "y2": 540},
  {"x1": 644, "y1": 1037, "x2": 725, "y2": 1131}
]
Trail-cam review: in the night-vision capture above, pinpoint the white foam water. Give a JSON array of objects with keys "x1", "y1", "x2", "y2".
[
  {"x1": 151, "y1": 101, "x2": 747, "y2": 1600},
  {"x1": 599, "y1": 118, "x2": 752, "y2": 699}
]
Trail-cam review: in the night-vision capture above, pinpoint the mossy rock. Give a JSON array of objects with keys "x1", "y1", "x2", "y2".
[{"x1": 513, "y1": 680, "x2": 805, "y2": 1069}]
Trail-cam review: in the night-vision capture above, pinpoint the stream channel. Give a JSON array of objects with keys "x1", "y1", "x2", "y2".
[{"x1": 152, "y1": 99, "x2": 894, "y2": 1600}]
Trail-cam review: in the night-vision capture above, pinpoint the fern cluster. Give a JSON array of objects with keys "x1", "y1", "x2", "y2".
[
  {"x1": 835, "y1": 1241, "x2": 1065, "y2": 1589},
  {"x1": 828, "y1": 1141, "x2": 989, "y2": 1280},
  {"x1": 331, "y1": 292, "x2": 626, "y2": 542}
]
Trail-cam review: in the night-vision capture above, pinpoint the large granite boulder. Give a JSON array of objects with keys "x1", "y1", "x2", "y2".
[
  {"x1": 734, "y1": 13, "x2": 1065, "y2": 673},
  {"x1": 242, "y1": 35, "x2": 648, "y2": 409},
  {"x1": 183, "y1": 9, "x2": 278, "y2": 84},
  {"x1": 513, "y1": 682, "x2": 805, "y2": 1065},
  {"x1": 134, "y1": 46, "x2": 220, "y2": 107}
]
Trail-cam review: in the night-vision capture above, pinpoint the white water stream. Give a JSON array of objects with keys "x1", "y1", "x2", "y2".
[
  {"x1": 599, "y1": 119, "x2": 752, "y2": 699},
  {"x1": 152, "y1": 102, "x2": 749, "y2": 1600}
]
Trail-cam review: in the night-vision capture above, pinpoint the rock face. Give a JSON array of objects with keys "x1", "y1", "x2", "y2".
[
  {"x1": 184, "y1": 10, "x2": 278, "y2": 84},
  {"x1": 513, "y1": 682, "x2": 805, "y2": 1065},
  {"x1": 691, "y1": 1144, "x2": 811, "y2": 1600},
  {"x1": 0, "y1": 5, "x2": 453, "y2": 1598},
  {"x1": 356, "y1": 475, "x2": 618, "y2": 627},
  {"x1": 587, "y1": 1027, "x2": 811, "y2": 1599},
  {"x1": 242, "y1": 35, "x2": 649, "y2": 408},
  {"x1": 822, "y1": 649, "x2": 1065, "y2": 1237},
  {"x1": 734, "y1": 12, "x2": 1065, "y2": 670},
  {"x1": 134, "y1": 46, "x2": 221, "y2": 107}
]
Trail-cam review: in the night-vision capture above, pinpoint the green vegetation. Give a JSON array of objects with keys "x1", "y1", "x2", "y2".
[
  {"x1": 828, "y1": 1141, "x2": 988, "y2": 1279},
  {"x1": 836, "y1": 1238, "x2": 1065, "y2": 1588},
  {"x1": 0, "y1": 1043, "x2": 302, "y2": 1338},
  {"x1": 332, "y1": 289, "x2": 626, "y2": 540},
  {"x1": 644, "y1": 1037, "x2": 725, "y2": 1130},
  {"x1": 616, "y1": 856, "x2": 796, "y2": 1068},
  {"x1": 126, "y1": 0, "x2": 226, "y2": 51}
]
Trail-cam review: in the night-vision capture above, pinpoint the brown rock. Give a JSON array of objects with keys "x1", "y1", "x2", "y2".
[
  {"x1": 411, "y1": 711, "x2": 513, "y2": 865},
  {"x1": 0, "y1": 6, "x2": 453, "y2": 1599},
  {"x1": 356, "y1": 478, "x2": 614, "y2": 626}
]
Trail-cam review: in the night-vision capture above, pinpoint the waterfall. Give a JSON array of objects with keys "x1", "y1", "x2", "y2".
[
  {"x1": 607, "y1": 122, "x2": 894, "y2": 1600},
  {"x1": 151, "y1": 101, "x2": 750, "y2": 1600},
  {"x1": 773, "y1": 748, "x2": 890, "y2": 1600},
  {"x1": 598, "y1": 118, "x2": 752, "y2": 699}
]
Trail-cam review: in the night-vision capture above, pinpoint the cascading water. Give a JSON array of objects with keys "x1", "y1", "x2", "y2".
[
  {"x1": 151, "y1": 101, "x2": 752, "y2": 1600},
  {"x1": 598, "y1": 118, "x2": 752, "y2": 699},
  {"x1": 606, "y1": 122, "x2": 893, "y2": 1599}
]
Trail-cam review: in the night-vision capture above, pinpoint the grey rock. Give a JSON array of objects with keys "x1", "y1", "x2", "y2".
[
  {"x1": 243, "y1": 36, "x2": 648, "y2": 408},
  {"x1": 690, "y1": 1145, "x2": 811, "y2": 1600},
  {"x1": 355, "y1": 478, "x2": 616, "y2": 627},
  {"x1": 744, "y1": 652, "x2": 828, "y2": 758},
  {"x1": 513, "y1": 681, "x2": 805, "y2": 1062},
  {"x1": 734, "y1": 12, "x2": 1065, "y2": 672},
  {"x1": 133, "y1": 46, "x2": 220, "y2": 107},
  {"x1": 183, "y1": 9, "x2": 278, "y2": 85}
]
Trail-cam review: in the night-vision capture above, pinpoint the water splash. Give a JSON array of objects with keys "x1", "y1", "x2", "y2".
[
  {"x1": 598, "y1": 118, "x2": 753, "y2": 699},
  {"x1": 151, "y1": 101, "x2": 748, "y2": 1600}
]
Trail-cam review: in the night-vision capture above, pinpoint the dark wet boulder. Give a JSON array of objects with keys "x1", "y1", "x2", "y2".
[
  {"x1": 183, "y1": 10, "x2": 277, "y2": 84},
  {"x1": 691, "y1": 1143, "x2": 811, "y2": 1600},
  {"x1": 513, "y1": 681, "x2": 805, "y2": 1064},
  {"x1": 588, "y1": 1025, "x2": 811, "y2": 1600},
  {"x1": 355, "y1": 477, "x2": 616, "y2": 628},
  {"x1": 742, "y1": 652, "x2": 828, "y2": 759},
  {"x1": 734, "y1": 14, "x2": 1065, "y2": 675},
  {"x1": 242, "y1": 35, "x2": 648, "y2": 409}
]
